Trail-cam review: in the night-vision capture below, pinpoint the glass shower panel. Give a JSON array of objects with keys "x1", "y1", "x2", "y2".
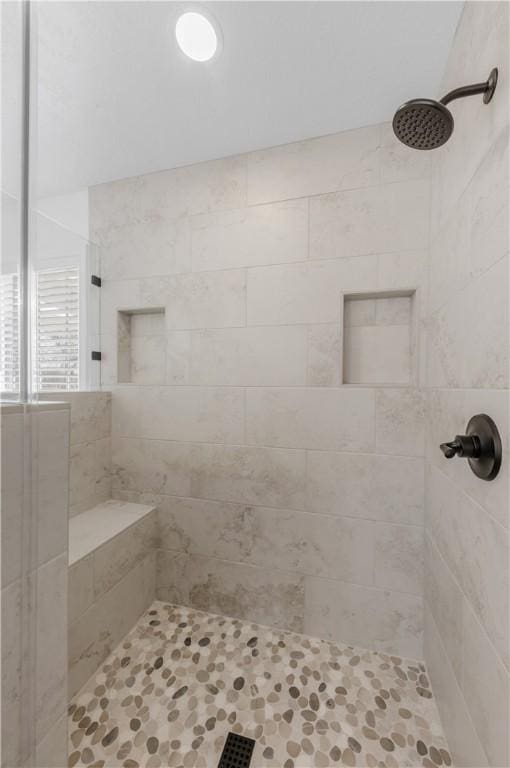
[{"x1": 31, "y1": 211, "x2": 102, "y2": 397}]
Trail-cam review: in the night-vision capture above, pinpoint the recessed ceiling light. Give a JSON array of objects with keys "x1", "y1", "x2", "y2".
[{"x1": 175, "y1": 11, "x2": 219, "y2": 62}]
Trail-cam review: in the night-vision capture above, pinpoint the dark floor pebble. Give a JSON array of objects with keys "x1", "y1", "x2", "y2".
[
  {"x1": 380, "y1": 737, "x2": 395, "y2": 752},
  {"x1": 146, "y1": 737, "x2": 159, "y2": 755},
  {"x1": 417, "y1": 740, "x2": 428, "y2": 756},
  {"x1": 101, "y1": 727, "x2": 119, "y2": 747}
]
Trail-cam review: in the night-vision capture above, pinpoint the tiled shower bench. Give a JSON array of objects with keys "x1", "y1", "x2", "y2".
[{"x1": 68, "y1": 499, "x2": 156, "y2": 697}]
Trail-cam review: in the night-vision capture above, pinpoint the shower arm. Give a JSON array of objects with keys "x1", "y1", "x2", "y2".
[{"x1": 440, "y1": 68, "x2": 498, "y2": 106}]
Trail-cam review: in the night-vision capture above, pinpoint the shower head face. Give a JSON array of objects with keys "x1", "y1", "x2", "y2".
[{"x1": 392, "y1": 98, "x2": 454, "y2": 150}]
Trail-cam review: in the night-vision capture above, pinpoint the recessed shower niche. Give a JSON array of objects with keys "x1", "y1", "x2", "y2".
[
  {"x1": 117, "y1": 307, "x2": 166, "y2": 384},
  {"x1": 342, "y1": 290, "x2": 416, "y2": 385}
]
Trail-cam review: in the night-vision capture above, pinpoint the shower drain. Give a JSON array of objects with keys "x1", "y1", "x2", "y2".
[{"x1": 217, "y1": 732, "x2": 255, "y2": 768}]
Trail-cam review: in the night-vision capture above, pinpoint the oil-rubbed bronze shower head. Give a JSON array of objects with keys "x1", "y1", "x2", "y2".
[{"x1": 393, "y1": 67, "x2": 498, "y2": 150}]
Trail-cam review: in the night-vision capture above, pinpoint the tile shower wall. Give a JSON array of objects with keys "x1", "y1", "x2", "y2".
[
  {"x1": 90, "y1": 122, "x2": 431, "y2": 658},
  {"x1": 1, "y1": 402, "x2": 70, "y2": 768},
  {"x1": 423, "y1": 3, "x2": 509, "y2": 767},
  {"x1": 42, "y1": 391, "x2": 112, "y2": 516}
]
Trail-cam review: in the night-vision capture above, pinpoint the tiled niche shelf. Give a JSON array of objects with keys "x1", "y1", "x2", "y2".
[
  {"x1": 342, "y1": 290, "x2": 416, "y2": 386},
  {"x1": 118, "y1": 307, "x2": 166, "y2": 384}
]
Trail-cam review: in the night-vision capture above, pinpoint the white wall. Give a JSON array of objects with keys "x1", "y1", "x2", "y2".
[
  {"x1": 91, "y1": 121, "x2": 431, "y2": 658},
  {"x1": 423, "y1": 3, "x2": 509, "y2": 766}
]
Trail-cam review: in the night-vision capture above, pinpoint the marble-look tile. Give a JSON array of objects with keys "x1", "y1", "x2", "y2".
[
  {"x1": 191, "y1": 199, "x2": 308, "y2": 271},
  {"x1": 68, "y1": 555, "x2": 94, "y2": 626},
  {"x1": 424, "y1": 603, "x2": 488, "y2": 768},
  {"x1": 461, "y1": 603, "x2": 509, "y2": 767},
  {"x1": 93, "y1": 514, "x2": 156, "y2": 598},
  {"x1": 94, "y1": 436, "x2": 112, "y2": 502},
  {"x1": 466, "y1": 127, "x2": 509, "y2": 280},
  {"x1": 139, "y1": 386, "x2": 245, "y2": 444},
  {"x1": 99, "y1": 216, "x2": 190, "y2": 281},
  {"x1": 304, "y1": 577, "x2": 423, "y2": 658},
  {"x1": 426, "y1": 388, "x2": 509, "y2": 530},
  {"x1": 246, "y1": 387, "x2": 375, "y2": 452},
  {"x1": 165, "y1": 330, "x2": 191, "y2": 384},
  {"x1": 426, "y1": 464, "x2": 509, "y2": 671},
  {"x1": 68, "y1": 552, "x2": 155, "y2": 698},
  {"x1": 190, "y1": 443, "x2": 307, "y2": 510},
  {"x1": 112, "y1": 437, "x2": 194, "y2": 497},
  {"x1": 188, "y1": 326, "x2": 308, "y2": 386},
  {"x1": 35, "y1": 553, "x2": 67, "y2": 745},
  {"x1": 100, "y1": 278, "x2": 141, "y2": 338},
  {"x1": 375, "y1": 388, "x2": 425, "y2": 457},
  {"x1": 69, "y1": 441, "x2": 96, "y2": 510},
  {"x1": 33, "y1": 409, "x2": 70, "y2": 565},
  {"x1": 247, "y1": 255, "x2": 379, "y2": 326},
  {"x1": 247, "y1": 124, "x2": 380, "y2": 204},
  {"x1": 90, "y1": 154, "x2": 246, "y2": 235},
  {"x1": 130, "y1": 332, "x2": 166, "y2": 385},
  {"x1": 137, "y1": 154, "x2": 247, "y2": 221},
  {"x1": 35, "y1": 713, "x2": 68, "y2": 768},
  {"x1": 373, "y1": 523, "x2": 423, "y2": 595},
  {"x1": 430, "y1": 3, "x2": 508, "y2": 234},
  {"x1": 1, "y1": 579, "x2": 23, "y2": 767},
  {"x1": 343, "y1": 324, "x2": 411, "y2": 384},
  {"x1": 111, "y1": 385, "x2": 141, "y2": 438},
  {"x1": 140, "y1": 269, "x2": 246, "y2": 330},
  {"x1": 157, "y1": 496, "x2": 376, "y2": 586},
  {"x1": 69, "y1": 500, "x2": 155, "y2": 565},
  {"x1": 307, "y1": 324, "x2": 342, "y2": 386},
  {"x1": 1, "y1": 412, "x2": 25, "y2": 586},
  {"x1": 40, "y1": 391, "x2": 111, "y2": 446},
  {"x1": 309, "y1": 180, "x2": 429, "y2": 261},
  {"x1": 424, "y1": 533, "x2": 463, "y2": 681},
  {"x1": 306, "y1": 451, "x2": 424, "y2": 524},
  {"x1": 426, "y1": 255, "x2": 509, "y2": 389},
  {"x1": 157, "y1": 551, "x2": 305, "y2": 633}
]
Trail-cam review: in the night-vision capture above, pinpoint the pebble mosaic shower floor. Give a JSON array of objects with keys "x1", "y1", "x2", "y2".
[{"x1": 68, "y1": 602, "x2": 451, "y2": 768}]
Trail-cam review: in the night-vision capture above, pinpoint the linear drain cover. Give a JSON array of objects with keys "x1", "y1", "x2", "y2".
[{"x1": 218, "y1": 732, "x2": 255, "y2": 768}]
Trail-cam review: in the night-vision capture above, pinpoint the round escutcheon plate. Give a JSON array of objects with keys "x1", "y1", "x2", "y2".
[{"x1": 466, "y1": 413, "x2": 502, "y2": 481}]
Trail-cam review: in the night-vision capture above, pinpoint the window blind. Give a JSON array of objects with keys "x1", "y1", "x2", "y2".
[
  {"x1": 0, "y1": 272, "x2": 20, "y2": 394},
  {"x1": 35, "y1": 266, "x2": 80, "y2": 391}
]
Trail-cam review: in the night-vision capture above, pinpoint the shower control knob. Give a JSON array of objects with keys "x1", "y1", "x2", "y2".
[
  {"x1": 439, "y1": 414, "x2": 502, "y2": 481},
  {"x1": 440, "y1": 435, "x2": 481, "y2": 459}
]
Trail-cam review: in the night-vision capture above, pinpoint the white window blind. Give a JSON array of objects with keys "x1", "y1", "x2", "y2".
[
  {"x1": 0, "y1": 272, "x2": 20, "y2": 394},
  {"x1": 35, "y1": 266, "x2": 80, "y2": 391}
]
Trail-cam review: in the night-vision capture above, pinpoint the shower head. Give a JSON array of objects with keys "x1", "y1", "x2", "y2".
[{"x1": 392, "y1": 68, "x2": 498, "y2": 150}]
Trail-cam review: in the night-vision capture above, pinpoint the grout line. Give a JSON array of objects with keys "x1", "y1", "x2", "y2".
[{"x1": 112, "y1": 489, "x2": 424, "y2": 529}]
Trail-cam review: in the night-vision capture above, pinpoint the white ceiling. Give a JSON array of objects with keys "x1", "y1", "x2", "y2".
[{"x1": 36, "y1": 1, "x2": 463, "y2": 197}]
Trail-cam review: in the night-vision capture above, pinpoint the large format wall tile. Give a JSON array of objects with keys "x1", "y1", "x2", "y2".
[
  {"x1": 246, "y1": 387, "x2": 375, "y2": 451},
  {"x1": 247, "y1": 124, "x2": 380, "y2": 204},
  {"x1": 68, "y1": 553, "x2": 155, "y2": 698},
  {"x1": 186, "y1": 326, "x2": 309, "y2": 386},
  {"x1": 309, "y1": 180, "x2": 429, "y2": 261},
  {"x1": 141, "y1": 269, "x2": 246, "y2": 330},
  {"x1": 306, "y1": 451, "x2": 424, "y2": 524},
  {"x1": 426, "y1": 465, "x2": 509, "y2": 671},
  {"x1": 304, "y1": 577, "x2": 423, "y2": 658},
  {"x1": 156, "y1": 551, "x2": 305, "y2": 633},
  {"x1": 139, "y1": 386, "x2": 245, "y2": 444},
  {"x1": 191, "y1": 199, "x2": 308, "y2": 271},
  {"x1": 189, "y1": 443, "x2": 307, "y2": 510},
  {"x1": 424, "y1": 605, "x2": 488, "y2": 768}
]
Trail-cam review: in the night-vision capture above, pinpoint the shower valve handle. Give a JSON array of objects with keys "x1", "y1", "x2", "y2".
[
  {"x1": 438, "y1": 414, "x2": 502, "y2": 481},
  {"x1": 440, "y1": 435, "x2": 481, "y2": 460}
]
